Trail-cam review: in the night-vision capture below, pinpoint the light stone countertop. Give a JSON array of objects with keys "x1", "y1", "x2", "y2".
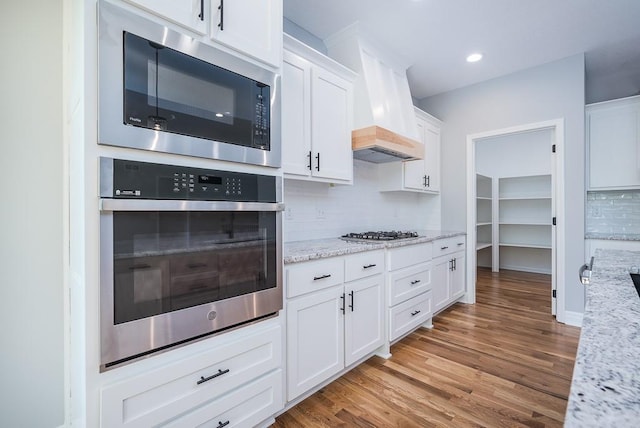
[
  {"x1": 585, "y1": 232, "x2": 640, "y2": 241},
  {"x1": 283, "y1": 230, "x2": 465, "y2": 264},
  {"x1": 565, "y1": 248, "x2": 640, "y2": 427}
]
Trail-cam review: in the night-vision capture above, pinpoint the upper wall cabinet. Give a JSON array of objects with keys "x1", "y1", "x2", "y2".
[
  {"x1": 123, "y1": 0, "x2": 282, "y2": 67},
  {"x1": 588, "y1": 95, "x2": 640, "y2": 190},
  {"x1": 124, "y1": 0, "x2": 208, "y2": 34},
  {"x1": 282, "y1": 34, "x2": 356, "y2": 184},
  {"x1": 378, "y1": 107, "x2": 441, "y2": 193},
  {"x1": 209, "y1": 0, "x2": 282, "y2": 67}
]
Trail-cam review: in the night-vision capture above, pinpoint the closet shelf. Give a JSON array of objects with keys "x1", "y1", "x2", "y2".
[
  {"x1": 476, "y1": 242, "x2": 492, "y2": 250},
  {"x1": 499, "y1": 242, "x2": 552, "y2": 249}
]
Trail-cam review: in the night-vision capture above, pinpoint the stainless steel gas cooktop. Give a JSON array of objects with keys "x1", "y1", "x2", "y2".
[{"x1": 341, "y1": 231, "x2": 419, "y2": 241}]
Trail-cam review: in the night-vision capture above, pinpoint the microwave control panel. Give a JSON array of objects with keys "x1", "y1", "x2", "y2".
[{"x1": 100, "y1": 158, "x2": 277, "y2": 202}]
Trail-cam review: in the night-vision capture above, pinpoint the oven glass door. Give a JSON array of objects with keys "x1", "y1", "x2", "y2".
[
  {"x1": 112, "y1": 210, "x2": 277, "y2": 325},
  {"x1": 123, "y1": 32, "x2": 270, "y2": 150}
]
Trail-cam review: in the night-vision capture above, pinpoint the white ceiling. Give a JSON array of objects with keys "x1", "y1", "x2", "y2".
[{"x1": 283, "y1": 0, "x2": 640, "y2": 103}]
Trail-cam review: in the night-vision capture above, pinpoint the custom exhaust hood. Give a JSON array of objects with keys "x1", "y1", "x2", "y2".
[{"x1": 326, "y1": 24, "x2": 423, "y2": 163}]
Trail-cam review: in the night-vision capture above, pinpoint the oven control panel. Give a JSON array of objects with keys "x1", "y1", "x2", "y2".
[{"x1": 100, "y1": 158, "x2": 278, "y2": 202}]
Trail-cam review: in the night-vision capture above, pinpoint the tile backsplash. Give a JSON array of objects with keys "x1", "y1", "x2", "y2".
[
  {"x1": 283, "y1": 160, "x2": 441, "y2": 242},
  {"x1": 586, "y1": 190, "x2": 640, "y2": 235}
]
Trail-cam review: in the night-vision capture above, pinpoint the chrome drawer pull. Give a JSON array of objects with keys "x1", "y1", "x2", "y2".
[
  {"x1": 313, "y1": 274, "x2": 331, "y2": 281},
  {"x1": 411, "y1": 310, "x2": 421, "y2": 316},
  {"x1": 410, "y1": 279, "x2": 421, "y2": 285},
  {"x1": 363, "y1": 264, "x2": 377, "y2": 269},
  {"x1": 197, "y1": 368, "x2": 229, "y2": 385},
  {"x1": 440, "y1": 246, "x2": 448, "y2": 250},
  {"x1": 217, "y1": 421, "x2": 230, "y2": 428}
]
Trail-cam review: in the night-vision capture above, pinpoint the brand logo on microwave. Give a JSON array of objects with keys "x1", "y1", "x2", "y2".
[
  {"x1": 115, "y1": 189, "x2": 141, "y2": 196},
  {"x1": 128, "y1": 116, "x2": 142, "y2": 123}
]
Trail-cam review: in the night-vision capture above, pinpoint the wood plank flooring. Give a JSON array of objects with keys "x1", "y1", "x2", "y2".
[{"x1": 272, "y1": 268, "x2": 580, "y2": 427}]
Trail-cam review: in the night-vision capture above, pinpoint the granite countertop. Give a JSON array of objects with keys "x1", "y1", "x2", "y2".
[
  {"x1": 565, "y1": 248, "x2": 640, "y2": 427},
  {"x1": 284, "y1": 230, "x2": 465, "y2": 264},
  {"x1": 585, "y1": 232, "x2": 640, "y2": 241}
]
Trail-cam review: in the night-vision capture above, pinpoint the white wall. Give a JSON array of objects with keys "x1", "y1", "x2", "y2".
[
  {"x1": 284, "y1": 160, "x2": 441, "y2": 241},
  {"x1": 0, "y1": 1, "x2": 66, "y2": 426},
  {"x1": 476, "y1": 129, "x2": 552, "y2": 178},
  {"x1": 420, "y1": 54, "x2": 586, "y2": 314}
]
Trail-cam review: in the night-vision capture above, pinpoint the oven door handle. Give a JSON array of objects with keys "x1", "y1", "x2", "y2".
[{"x1": 100, "y1": 199, "x2": 285, "y2": 212}]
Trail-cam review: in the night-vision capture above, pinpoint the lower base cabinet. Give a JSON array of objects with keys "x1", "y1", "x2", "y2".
[
  {"x1": 100, "y1": 321, "x2": 282, "y2": 427},
  {"x1": 389, "y1": 290, "x2": 432, "y2": 341},
  {"x1": 432, "y1": 237, "x2": 466, "y2": 312},
  {"x1": 286, "y1": 251, "x2": 385, "y2": 401}
]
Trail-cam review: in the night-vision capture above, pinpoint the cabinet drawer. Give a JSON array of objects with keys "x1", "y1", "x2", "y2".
[
  {"x1": 433, "y1": 236, "x2": 466, "y2": 257},
  {"x1": 387, "y1": 243, "x2": 432, "y2": 271},
  {"x1": 286, "y1": 257, "x2": 344, "y2": 298},
  {"x1": 344, "y1": 250, "x2": 385, "y2": 282},
  {"x1": 389, "y1": 291, "x2": 432, "y2": 342},
  {"x1": 101, "y1": 323, "x2": 281, "y2": 428},
  {"x1": 388, "y1": 262, "x2": 432, "y2": 307},
  {"x1": 163, "y1": 369, "x2": 283, "y2": 428}
]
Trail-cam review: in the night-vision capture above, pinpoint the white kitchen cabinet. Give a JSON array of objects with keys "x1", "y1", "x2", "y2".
[
  {"x1": 282, "y1": 34, "x2": 356, "y2": 184},
  {"x1": 588, "y1": 95, "x2": 640, "y2": 190},
  {"x1": 385, "y1": 243, "x2": 434, "y2": 343},
  {"x1": 286, "y1": 284, "x2": 345, "y2": 401},
  {"x1": 432, "y1": 237, "x2": 466, "y2": 313},
  {"x1": 378, "y1": 107, "x2": 441, "y2": 193},
  {"x1": 122, "y1": 0, "x2": 282, "y2": 67},
  {"x1": 285, "y1": 250, "x2": 384, "y2": 401},
  {"x1": 123, "y1": 0, "x2": 208, "y2": 34},
  {"x1": 209, "y1": 0, "x2": 282, "y2": 67},
  {"x1": 101, "y1": 320, "x2": 282, "y2": 427},
  {"x1": 344, "y1": 275, "x2": 385, "y2": 366}
]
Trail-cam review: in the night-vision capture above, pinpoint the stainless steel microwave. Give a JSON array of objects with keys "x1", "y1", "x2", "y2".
[{"x1": 98, "y1": 1, "x2": 281, "y2": 168}]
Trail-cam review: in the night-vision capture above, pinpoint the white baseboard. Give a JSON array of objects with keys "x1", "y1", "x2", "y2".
[{"x1": 561, "y1": 310, "x2": 583, "y2": 327}]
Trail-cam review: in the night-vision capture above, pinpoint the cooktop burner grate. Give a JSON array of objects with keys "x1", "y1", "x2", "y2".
[{"x1": 341, "y1": 231, "x2": 419, "y2": 241}]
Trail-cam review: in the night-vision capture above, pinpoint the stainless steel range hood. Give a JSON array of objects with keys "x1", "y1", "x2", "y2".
[{"x1": 325, "y1": 24, "x2": 423, "y2": 163}]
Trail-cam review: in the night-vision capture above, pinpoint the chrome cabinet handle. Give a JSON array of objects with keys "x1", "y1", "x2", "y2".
[
  {"x1": 411, "y1": 310, "x2": 421, "y2": 316},
  {"x1": 410, "y1": 279, "x2": 421, "y2": 285},
  {"x1": 349, "y1": 290, "x2": 354, "y2": 311},
  {"x1": 313, "y1": 274, "x2": 331, "y2": 281},
  {"x1": 198, "y1": 0, "x2": 204, "y2": 21},
  {"x1": 426, "y1": 175, "x2": 430, "y2": 187},
  {"x1": 217, "y1": 421, "x2": 229, "y2": 428},
  {"x1": 315, "y1": 153, "x2": 320, "y2": 171},
  {"x1": 363, "y1": 264, "x2": 377, "y2": 269},
  {"x1": 441, "y1": 246, "x2": 448, "y2": 250},
  {"x1": 307, "y1": 150, "x2": 312, "y2": 170},
  {"x1": 197, "y1": 368, "x2": 229, "y2": 385},
  {"x1": 340, "y1": 293, "x2": 345, "y2": 314}
]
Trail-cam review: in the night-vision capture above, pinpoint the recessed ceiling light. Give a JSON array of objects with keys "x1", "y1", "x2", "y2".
[{"x1": 466, "y1": 53, "x2": 483, "y2": 63}]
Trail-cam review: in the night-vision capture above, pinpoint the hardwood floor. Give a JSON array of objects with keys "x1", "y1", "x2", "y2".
[{"x1": 272, "y1": 268, "x2": 580, "y2": 427}]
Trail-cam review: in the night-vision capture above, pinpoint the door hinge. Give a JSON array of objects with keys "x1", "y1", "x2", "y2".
[
  {"x1": 552, "y1": 144, "x2": 556, "y2": 153},
  {"x1": 552, "y1": 217, "x2": 556, "y2": 226},
  {"x1": 552, "y1": 289, "x2": 557, "y2": 298}
]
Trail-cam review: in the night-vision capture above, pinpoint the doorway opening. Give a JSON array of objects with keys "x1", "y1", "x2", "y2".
[{"x1": 464, "y1": 119, "x2": 565, "y2": 322}]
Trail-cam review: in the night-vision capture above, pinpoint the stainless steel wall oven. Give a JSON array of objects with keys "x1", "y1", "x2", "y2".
[
  {"x1": 98, "y1": 1, "x2": 281, "y2": 167},
  {"x1": 99, "y1": 158, "x2": 283, "y2": 370}
]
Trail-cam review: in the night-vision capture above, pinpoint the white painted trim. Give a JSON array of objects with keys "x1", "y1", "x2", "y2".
[
  {"x1": 563, "y1": 310, "x2": 583, "y2": 327},
  {"x1": 465, "y1": 119, "x2": 566, "y2": 323}
]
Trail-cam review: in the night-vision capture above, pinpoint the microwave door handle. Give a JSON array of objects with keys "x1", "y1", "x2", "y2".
[{"x1": 100, "y1": 199, "x2": 285, "y2": 212}]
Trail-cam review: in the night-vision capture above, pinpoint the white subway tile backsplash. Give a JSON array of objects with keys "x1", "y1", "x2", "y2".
[
  {"x1": 586, "y1": 190, "x2": 640, "y2": 235},
  {"x1": 283, "y1": 160, "x2": 441, "y2": 242}
]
